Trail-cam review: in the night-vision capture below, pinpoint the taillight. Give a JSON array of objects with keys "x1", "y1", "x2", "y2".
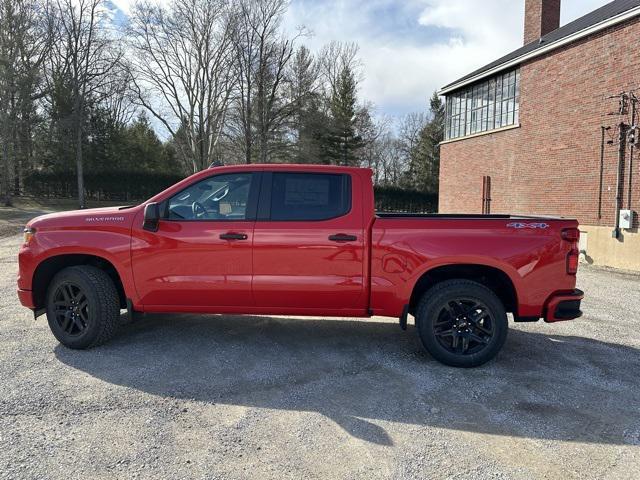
[
  {"x1": 562, "y1": 228, "x2": 580, "y2": 275},
  {"x1": 561, "y1": 228, "x2": 580, "y2": 242}
]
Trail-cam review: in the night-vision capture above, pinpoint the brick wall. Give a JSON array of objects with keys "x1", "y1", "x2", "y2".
[
  {"x1": 439, "y1": 17, "x2": 640, "y2": 229},
  {"x1": 524, "y1": 0, "x2": 561, "y2": 44}
]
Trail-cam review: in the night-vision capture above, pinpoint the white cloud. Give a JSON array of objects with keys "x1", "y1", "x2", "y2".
[
  {"x1": 112, "y1": 0, "x2": 614, "y2": 118},
  {"x1": 110, "y1": 0, "x2": 133, "y2": 14},
  {"x1": 284, "y1": 0, "x2": 612, "y2": 117}
]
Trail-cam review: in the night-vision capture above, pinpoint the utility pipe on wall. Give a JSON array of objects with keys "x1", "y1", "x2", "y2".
[
  {"x1": 613, "y1": 122, "x2": 626, "y2": 239},
  {"x1": 598, "y1": 126, "x2": 610, "y2": 220},
  {"x1": 628, "y1": 96, "x2": 636, "y2": 211}
]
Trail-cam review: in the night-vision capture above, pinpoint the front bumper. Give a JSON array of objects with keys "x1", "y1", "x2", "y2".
[
  {"x1": 544, "y1": 289, "x2": 584, "y2": 323},
  {"x1": 17, "y1": 289, "x2": 35, "y2": 309}
]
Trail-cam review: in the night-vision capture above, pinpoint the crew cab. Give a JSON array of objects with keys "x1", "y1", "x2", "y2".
[{"x1": 17, "y1": 165, "x2": 583, "y2": 367}]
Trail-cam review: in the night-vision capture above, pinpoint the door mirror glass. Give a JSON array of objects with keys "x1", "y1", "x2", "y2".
[{"x1": 143, "y1": 202, "x2": 160, "y2": 232}]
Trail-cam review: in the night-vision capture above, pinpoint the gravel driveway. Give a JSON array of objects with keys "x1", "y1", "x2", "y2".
[{"x1": 1, "y1": 230, "x2": 639, "y2": 479}]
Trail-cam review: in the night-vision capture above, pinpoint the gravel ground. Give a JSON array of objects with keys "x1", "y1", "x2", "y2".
[{"x1": 1, "y1": 227, "x2": 639, "y2": 479}]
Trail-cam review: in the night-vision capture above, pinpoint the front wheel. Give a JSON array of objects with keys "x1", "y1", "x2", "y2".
[
  {"x1": 46, "y1": 265, "x2": 120, "y2": 349},
  {"x1": 415, "y1": 280, "x2": 508, "y2": 368}
]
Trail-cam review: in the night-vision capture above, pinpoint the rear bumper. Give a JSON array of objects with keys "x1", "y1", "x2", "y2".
[
  {"x1": 17, "y1": 289, "x2": 35, "y2": 309},
  {"x1": 544, "y1": 289, "x2": 584, "y2": 323}
]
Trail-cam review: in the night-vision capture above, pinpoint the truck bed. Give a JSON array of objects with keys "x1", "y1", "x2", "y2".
[{"x1": 375, "y1": 213, "x2": 569, "y2": 220}]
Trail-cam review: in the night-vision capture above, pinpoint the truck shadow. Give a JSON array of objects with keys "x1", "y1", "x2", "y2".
[{"x1": 54, "y1": 314, "x2": 640, "y2": 447}]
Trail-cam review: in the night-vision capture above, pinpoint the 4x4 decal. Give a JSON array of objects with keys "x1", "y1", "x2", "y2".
[{"x1": 507, "y1": 222, "x2": 550, "y2": 229}]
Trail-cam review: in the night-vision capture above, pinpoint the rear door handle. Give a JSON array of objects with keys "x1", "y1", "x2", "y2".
[
  {"x1": 220, "y1": 232, "x2": 248, "y2": 241},
  {"x1": 328, "y1": 234, "x2": 357, "y2": 242}
]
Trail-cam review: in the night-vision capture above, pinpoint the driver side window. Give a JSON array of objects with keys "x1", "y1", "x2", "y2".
[{"x1": 167, "y1": 173, "x2": 254, "y2": 221}]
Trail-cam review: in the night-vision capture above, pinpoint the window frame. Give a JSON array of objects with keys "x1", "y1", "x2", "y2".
[
  {"x1": 161, "y1": 172, "x2": 261, "y2": 222},
  {"x1": 257, "y1": 171, "x2": 353, "y2": 222},
  {"x1": 445, "y1": 68, "x2": 520, "y2": 141}
]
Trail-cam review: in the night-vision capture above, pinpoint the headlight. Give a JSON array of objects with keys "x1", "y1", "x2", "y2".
[{"x1": 23, "y1": 227, "x2": 35, "y2": 245}]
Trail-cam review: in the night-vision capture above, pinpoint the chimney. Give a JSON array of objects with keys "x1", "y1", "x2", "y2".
[{"x1": 524, "y1": 0, "x2": 561, "y2": 45}]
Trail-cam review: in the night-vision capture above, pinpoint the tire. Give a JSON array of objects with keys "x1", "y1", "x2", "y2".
[
  {"x1": 415, "y1": 279, "x2": 508, "y2": 368},
  {"x1": 45, "y1": 265, "x2": 120, "y2": 349}
]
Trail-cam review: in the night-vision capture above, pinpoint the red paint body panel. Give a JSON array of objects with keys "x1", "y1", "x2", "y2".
[
  {"x1": 17, "y1": 206, "x2": 139, "y2": 305},
  {"x1": 130, "y1": 216, "x2": 254, "y2": 307},
  {"x1": 252, "y1": 169, "x2": 368, "y2": 311},
  {"x1": 17, "y1": 165, "x2": 581, "y2": 323},
  {"x1": 370, "y1": 218, "x2": 578, "y2": 318}
]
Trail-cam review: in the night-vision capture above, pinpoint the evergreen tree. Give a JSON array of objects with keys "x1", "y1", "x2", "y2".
[
  {"x1": 289, "y1": 46, "x2": 327, "y2": 164},
  {"x1": 324, "y1": 65, "x2": 363, "y2": 166},
  {"x1": 406, "y1": 91, "x2": 445, "y2": 193}
]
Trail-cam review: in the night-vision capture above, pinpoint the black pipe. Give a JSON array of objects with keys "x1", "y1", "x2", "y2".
[
  {"x1": 598, "y1": 126, "x2": 609, "y2": 220},
  {"x1": 628, "y1": 97, "x2": 636, "y2": 210},
  {"x1": 613, "y1": 122, "x2": 626, "y2": 239}
]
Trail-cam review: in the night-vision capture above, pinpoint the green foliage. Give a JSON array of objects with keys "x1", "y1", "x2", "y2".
[
  {"x1": 24, "y1": 170, "x2": 184, "y2": 201},
  {"x1": 85, "y1": 113, "x2": 179, "y2": 174},
  {"x1": 405, "y1": 92, "x2": 445, "y2": 193},
  {"x1": 323, "y1": 66, "x2": 364, "y2": 166},
  {"x1": 26, "y1": 109, "x2": 181, "y2": 198},
  {"x1": 374, "y1": 185, "x2": 437, "y2": 214}
]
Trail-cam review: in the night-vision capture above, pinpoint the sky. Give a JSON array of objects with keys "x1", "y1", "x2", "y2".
[{"x1": 110, "y1": 0, "x2": 613, "y2": 119}]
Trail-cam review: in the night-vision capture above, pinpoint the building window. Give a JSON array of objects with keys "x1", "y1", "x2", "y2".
[{"x1": 445, "y1": 69, "x2": 520, "y2": 140}]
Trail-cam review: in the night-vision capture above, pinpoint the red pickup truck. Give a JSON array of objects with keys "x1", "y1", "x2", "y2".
[{"x1": 17, "y1": 164, "x2": 583, "y2": 367}]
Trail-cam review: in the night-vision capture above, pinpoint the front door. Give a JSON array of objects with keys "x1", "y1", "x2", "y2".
[
  {"x1": 131, "y1": 172, "x2": 258, "y2": 308},
  {"x1": 252, "y1": 171, "x2": 366, "y2": 312}
]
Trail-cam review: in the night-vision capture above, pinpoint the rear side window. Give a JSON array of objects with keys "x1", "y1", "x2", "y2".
[{"x1": 270, "y1": 173, "x2": 351, "y2": 221}]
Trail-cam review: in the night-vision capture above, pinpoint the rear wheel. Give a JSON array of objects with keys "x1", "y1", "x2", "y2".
[
  {"x1": 46, "y1": 266, "x2": 120, "y2": 349},
  {"x1": 415, "y1": 280, "x2": 508, "y2": 367}
]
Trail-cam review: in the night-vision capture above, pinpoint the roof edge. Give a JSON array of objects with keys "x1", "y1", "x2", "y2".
[{"x1": 438, "y1": 5, "x2": 640, "y2": 96}]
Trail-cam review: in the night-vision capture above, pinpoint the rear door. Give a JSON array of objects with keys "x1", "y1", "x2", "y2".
[{"x1": 252, "y1": 171, "x2": 366, "y2": 312}]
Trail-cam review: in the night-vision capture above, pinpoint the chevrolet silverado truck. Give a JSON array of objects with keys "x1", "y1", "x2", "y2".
[{"x1": 17, "y1": 165, "x2": 584, "y2": 367}]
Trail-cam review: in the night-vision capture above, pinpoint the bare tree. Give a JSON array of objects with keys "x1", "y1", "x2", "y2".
[
  {"x1": 102, "y1": 64, "x2": 137, "y2": 127},
  {"x1": 398, "y1": 112, "x2": 428, "y2": 158},
  {"x1": 357, "y1": 106, "x2": 396, "y2": 179},
  {"x1": 53, "y1": 0, "x2": 122, "y2": 207},
  {"x1": 230, "y1": 0, "x2": 305, "y2": 164},
  {"x1": 0, "y1": 0, "x2": 54, "y2": 206},
  {"x1": 318, "y1": 41, "x2": 362, "y2": 93},
  {"x1": 127, "y1": 0, "x2": 236, "y2": 173}
]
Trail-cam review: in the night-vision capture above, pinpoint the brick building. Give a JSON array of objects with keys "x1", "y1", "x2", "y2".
[{"x1": 438, "y1": 0, "x2": 640, "y2": 270}]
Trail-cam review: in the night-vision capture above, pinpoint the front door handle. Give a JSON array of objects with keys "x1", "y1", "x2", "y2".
[
  {"x1": 220, "y1": 232, "x2": 248, "y2": 241},
  {"x1": 328, "y1": 234, "x2": 357, "y2": 242}
]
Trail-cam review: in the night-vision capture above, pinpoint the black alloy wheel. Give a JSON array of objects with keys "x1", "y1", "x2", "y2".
[
  {"x1": 432, "y1": 298, "x2": 495, "y2": 355},
  {"x1": 46, "y1": 265, "x2": 120, "y2": 349},
  {"x1": 52, "y1": 282, "x2": 90, "y2": 337},
  {"x1": 416, "y1": 280, "x2": 508, "y2": 367}
]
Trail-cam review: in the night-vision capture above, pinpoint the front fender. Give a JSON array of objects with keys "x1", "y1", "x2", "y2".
[{"x1": 19, "y1": 227, "x2": 138, "y2": 304}]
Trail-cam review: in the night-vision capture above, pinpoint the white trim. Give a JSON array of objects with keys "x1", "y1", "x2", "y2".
[
  {"x1": 440, "y1": 124, "x2": 520, "y2": 145},
  {"x1": 438, "y1": 6, "x2": 640, "y2": 95}
]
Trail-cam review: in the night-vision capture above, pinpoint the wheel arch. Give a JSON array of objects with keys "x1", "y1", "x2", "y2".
[
  {"x1": 32, "y1": 254, "x2": 127, "y2": 311},
  {"x1": 408, "y1": 263, "x2": 518, "y2": 317}
]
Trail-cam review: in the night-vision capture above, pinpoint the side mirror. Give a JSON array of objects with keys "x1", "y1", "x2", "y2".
[{"x1": 143, "y1": 202, "x2": 160, "y2": 232}]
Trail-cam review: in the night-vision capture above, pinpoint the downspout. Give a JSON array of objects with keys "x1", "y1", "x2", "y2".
[
  {"x1": 613, "y1": 122, "x2": 626, "y2": 239},
  {"x1": 598, "y1": 126, "x2": 610, "y2": 220},
  {"x1": 627, "y1": 98, "x2": 636, "y2": 210}
]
